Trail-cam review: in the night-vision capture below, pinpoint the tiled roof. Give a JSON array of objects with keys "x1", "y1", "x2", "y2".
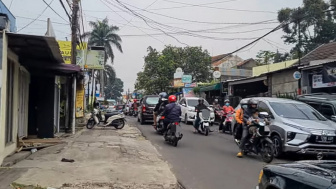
[
  {"x1": 211, "y1": 54, "x2": 229, "y2": 63},
  {"x1": 237, "y1": 58, "x2": 255, "y2": 67},
  {"x1": 299, "y1": 42, "x2": 336, "y2": 66}
]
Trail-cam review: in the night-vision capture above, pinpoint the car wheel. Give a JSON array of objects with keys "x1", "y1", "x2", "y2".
[
  {"x1": 272, "y1": 135, "x2": 283, "y2": 158},
  {"x1": 140, "y1": 115, "x2": 145, "y2": 125},
  {"x1": 185, "y1": 114, "x2": 188, "y2": 124}
]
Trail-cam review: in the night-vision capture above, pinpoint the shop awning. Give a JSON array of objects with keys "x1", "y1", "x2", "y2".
[
  {"x1": 200, "y1": 83, "x2": 221, "y2": 92},
  {"x1": 6, "y1": 32, "x2": 80, "y2": 75}
]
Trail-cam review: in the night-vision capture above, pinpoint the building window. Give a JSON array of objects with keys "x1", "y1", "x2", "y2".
[{"x1": 5, "y1": 60, "x2": 14, "y2": 144}]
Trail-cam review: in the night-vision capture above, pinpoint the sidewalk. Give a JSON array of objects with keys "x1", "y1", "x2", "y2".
[{"x1": 11, "y1": 124, "x2": 178, "y2": 189}]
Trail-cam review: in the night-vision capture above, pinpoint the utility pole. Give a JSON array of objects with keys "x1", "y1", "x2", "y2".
[
  {"x1": 297, "y1": 7, "x2": 302, "y2": 95},
  {"x1": 70, "y1": 0, "x2": 79, "y2": 134},
  {"x1": 71, "y1": 0, "x2": 79, "y2": 65}
]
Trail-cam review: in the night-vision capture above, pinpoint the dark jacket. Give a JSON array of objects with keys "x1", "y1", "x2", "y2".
[
  {"x1": 154, "y1": 98, "x2": 168, "y2": 113},
  {"x1": 243, "y1": 107, "x2": 255, "y2": 124},
  {"x1": 162, "y1": 103, "x2": 181, "y2": 122},
  {"x1": 195, "y1": 103, "x2": 208, "y2": 117}
]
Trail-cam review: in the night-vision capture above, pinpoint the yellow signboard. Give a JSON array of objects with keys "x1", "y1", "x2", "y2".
[
  {"x1": 57, "y1": 41, "x2": 87, "y2": 67},
  {"x1": 174, "y1": 78, "x2": 184, "y2": 88},
  {"x1": 76, "y1": 86, "x2": 84, "y2": 118}
]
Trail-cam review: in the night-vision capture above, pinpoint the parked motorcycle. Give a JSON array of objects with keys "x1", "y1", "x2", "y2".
[
  {"x1": 234, "y1": 113, "x2": 274, "y2": 163},
  {"x1": 87, "y1": 108, "x2": 126, "y2": 129},
  {"x1": 164, "y1": 121, "x2": 183, "y2": 147},
  {"x1": 222, "y1": 111, "x2": 234, "y2": 135},
  {"x1": 194, "y1": 109, "x2": 211, "y2": 136}
]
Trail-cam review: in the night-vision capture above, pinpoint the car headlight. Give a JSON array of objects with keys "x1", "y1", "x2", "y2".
[{"x1": 287, "y1": 132, "x2": 296, "y2": 141}]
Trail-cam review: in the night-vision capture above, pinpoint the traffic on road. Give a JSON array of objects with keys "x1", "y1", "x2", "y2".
[{"x1": 116, "y1": 93, "x2": 336, "y2": 189}]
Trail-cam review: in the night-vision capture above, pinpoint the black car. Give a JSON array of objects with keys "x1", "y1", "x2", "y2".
[
  {"x1": 258, "y1": 160, "x2": 336, "y2": 189},
  {"x1": 137, "y1": 95, "x2": 160, "y2": 125}
]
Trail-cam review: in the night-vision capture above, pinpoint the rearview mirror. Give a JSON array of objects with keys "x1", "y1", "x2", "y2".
[
  {"x1": 331, "y1": 115, "x2": 336, "y2": 122},
  {"x1": 182, "y1": 104, "x2": 186, "y2": 107}
]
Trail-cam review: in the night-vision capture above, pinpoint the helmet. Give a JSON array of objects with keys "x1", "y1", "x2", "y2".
[
  {"x1": 240, "y1": 99, "x2": 248, "y2": 105},
  {"x1": 198, "y1": 98, "x2": 204, "y2": 103},
  {"x1": 168, "y1": 95, "x2": 177, "y2": 103},
  {"x1": 214, "y1": 99, "x2": 218, "y2": 102},
  {"x1": 159, "y1": 92, "x2": 168, "y2": 98},
  {"x1": 224, "y1": 99, "x2": 230, "y2": 103},
  {"x1": 248, "y1": 99, "x2": 258, "y2": 107},
  {"x1": 133, "y1": 99, "x2": 137, "y2": 103}
]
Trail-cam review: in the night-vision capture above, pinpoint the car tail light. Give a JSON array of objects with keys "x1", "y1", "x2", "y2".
[
  {"x1": 174, "y1": 122, "x2": 179, "y2": 125},
  {"x1": 160, "y1": 116, "x2": 165, "y2": 120},
  {"x1": 142, "y1": 105, "x2": 146, "y2": 112}
]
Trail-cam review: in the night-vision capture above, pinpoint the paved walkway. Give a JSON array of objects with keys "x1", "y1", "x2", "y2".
[{"x1": 11, "y1": 124, "x2": 177, "y2": 189}]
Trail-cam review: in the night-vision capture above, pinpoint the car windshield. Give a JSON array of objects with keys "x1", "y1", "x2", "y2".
[
  {"x1": 270, "y1": 102, "x2": 327, "y2": 121},
  {"x1": 146, "y1": 97, "x2": 159, "y2": 105},
  {"x1": 187, "y1": 99, "x2": 210, "y2": 107}
]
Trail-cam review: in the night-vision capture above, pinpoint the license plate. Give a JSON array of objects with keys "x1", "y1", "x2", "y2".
[{"x1": 316, "y1": 136, "x2": 334, "y2": 143}]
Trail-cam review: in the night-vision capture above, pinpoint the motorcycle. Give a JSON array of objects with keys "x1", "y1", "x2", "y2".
[
  {"x1": 156, "y1": 115, "x2": 165, "y2": 134},
  {"x1": 164, "y1": 121, "x2": 183, "y2": 147},
  {"x1": 87, "y1": 108, "x2": 126, "y2": 130},
  {"x1": 234, "y1": 113, "x2": 274, "y2": 163},
  {"x1": 222, "y1": 111, "x2": 234, "y2": 135},
  {"x1": 194, "y1": 109, "x2": 211, "y2": 136}
]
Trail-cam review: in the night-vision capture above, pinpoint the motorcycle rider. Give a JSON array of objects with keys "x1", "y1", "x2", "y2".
[
  {"x1": 219, "y1": 99, "x2": 235, "y2": 132},
  {"x1": 161, "y1": 95, "x2": 181, "y2": 133},
  {"x1": 194, "y1": 99, "x2": 209, "y2": 133},
  {"x1": 153, "y1": 92, "x2": 168, "y2": 128},
  {"x1": 234, "y1": 100, "x2": 247, "y2": 143},
  {"x1": 237, "y1": 99, "x2": 258, "y2": 158}
]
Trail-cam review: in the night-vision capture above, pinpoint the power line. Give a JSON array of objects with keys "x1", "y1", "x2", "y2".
[
  {"x1": 112, "y1": 0, "x2": 188, "y2": 45},
  {"x1": 162, "y1": 0, "x2": 276, "y2": 13},
  {"x1": 42, "y1": 0, "x2": 70, "y2": 23},
  {"x1": 100, "y1": 0, "x2": 165, "y2": 44},
  {"x1": 107, "y1": 1, "x2": 278, "y2": 25},
  {"x1": 16, "y1": 15, "x2": 69, "y2": 25},
  {"x1": 59, "y1": 0, "x2": 71, "y2": 22},
  {"x1": 9, "y1": 0, "x2": 14, "y2": 9},
  {"x1": 17, "y1": 0, "x2": 54, "y2": 32}
]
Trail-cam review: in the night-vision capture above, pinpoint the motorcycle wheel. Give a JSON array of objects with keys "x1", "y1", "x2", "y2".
[
  {"x1": 261, "y1": 142, "x2": 274, "y2": 163},
  {"x1": 86, "y1": 119, "x2": 95, "y2": 129},
  {"x1": 173, "y1": 140, "x2": 178, "y2": 147},
  {"x1": 205, "y1": 127, "x2": 209, "y2": 136},
  {"x1": 228, "y1": 123, "x2": 232, "y2": 135},
  {"x1": 114, "y1": 119, "x2": 125, "y2": 129}
]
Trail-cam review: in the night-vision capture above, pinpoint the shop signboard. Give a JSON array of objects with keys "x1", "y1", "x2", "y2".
[{"x1": 313, "y1": 75, "x2": 336, "y2": 88}]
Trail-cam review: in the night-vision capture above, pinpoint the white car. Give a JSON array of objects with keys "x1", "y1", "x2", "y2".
[{"x1": 179, "y1": 97, "x2": 215, "y2": 124}]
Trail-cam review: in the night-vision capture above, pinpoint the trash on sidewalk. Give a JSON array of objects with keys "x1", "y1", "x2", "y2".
[
  {"x1": 61, "y1": 158, "x2": 75, "y2": 163},
  {"x1": 19, "y1": 137, "x2": 64, "y2": 151},
  {"x1": 31, "y1": 148, "x2": 37, "y2": 154}
]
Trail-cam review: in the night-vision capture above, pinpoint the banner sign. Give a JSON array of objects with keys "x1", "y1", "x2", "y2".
[
  {"x1": 313, "y1": 75, "x2": 336, "y2": 88},
  {"x1": 174, "y1": 78, "x2": 184, "y2": 88},
  {"x1": 85, "y1": 49, "x2": 105, "y2": 70},
  {"x1": 57, "y1": 41, "x2": 87, "y2": 67},
  {"x1": 183, "y1": 88, "x2": 195, "y2": 97},
  {"x1": 182, "y1": 75, "x2": 192, "y2": 83},
  {"x1": 76, "y1": 86, "x2": 84, "y2": 118},
  {"x1": 185, "y1": 83, "x2": 197, "y2": 87},
  {"x1": 322, "y1": 62, "x2": 336, "y2": 83}
]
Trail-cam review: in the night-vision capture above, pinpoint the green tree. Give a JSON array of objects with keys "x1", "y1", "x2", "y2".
[
  {"x1": 104, "y1": 78, "x2": 124, "y2": 99},
  {"x1": 83, "y1": 18, "x2": 123, "y2": 62},
  {"x1": 278, "y1": 0, "x2": 336, "y2": 55},
  {"x1": 135, "y1": 46, "x2": 211, "y2": 94},
  {"x1": 83, "y1": 18, "x2": 123, "y2": 96},
  {"x1": 256, "y1": 50, "x2": 276, "y2": 65}
]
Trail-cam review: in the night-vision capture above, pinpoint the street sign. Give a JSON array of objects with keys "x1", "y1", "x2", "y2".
[
  {"x1": 213, "y1": 71, "x2": 221, "y2": 78},
  {"x1": 293, "y1": 71, "x2": 301, "y2": 80},
  {"x1": 182, "y1": 75, "x2": 192, "y2": 83}
]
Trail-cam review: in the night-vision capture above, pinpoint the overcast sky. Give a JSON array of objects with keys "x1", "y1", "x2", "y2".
[{"x1": 3, "y1": 0, "x2": 302, "y2": 93}]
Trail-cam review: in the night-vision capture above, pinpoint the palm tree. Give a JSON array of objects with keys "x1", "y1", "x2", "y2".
[
  {"x1": 83, "y1": 18, "x2": 122, "y2": 97},
  {"x1": 83, "y1": 18, "x2": 123, "y2": 62}
]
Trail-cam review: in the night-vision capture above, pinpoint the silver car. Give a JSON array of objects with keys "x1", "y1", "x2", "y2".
[{"x1": 234, "y1": 97, "x2": 336, "y2": 158}]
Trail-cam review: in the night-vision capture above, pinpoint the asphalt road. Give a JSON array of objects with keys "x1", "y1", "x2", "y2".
[{"x1": 127, "y1": 117, "x2": 290, "y2": 189}]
